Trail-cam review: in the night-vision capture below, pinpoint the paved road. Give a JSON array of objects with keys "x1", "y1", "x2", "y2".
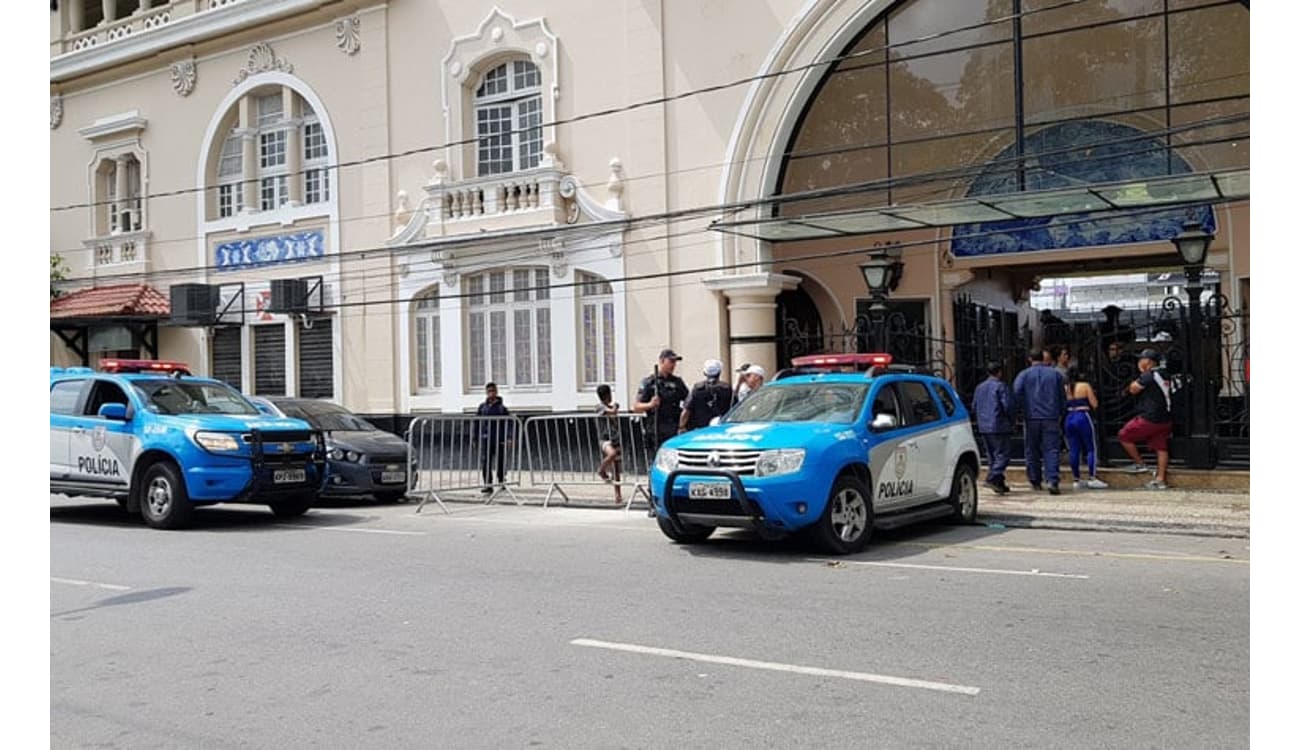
[{"x1": 51, "y1": 495, "x2": 1249, "y2": 749}]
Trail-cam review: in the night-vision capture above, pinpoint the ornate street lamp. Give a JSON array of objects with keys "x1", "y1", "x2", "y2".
[
  {"x1": 1169, "y1": 219, "x2": 1215, "y2": 469},
  {"x1": 858, "y1": 249, "x2": 904, "y2": 351}
]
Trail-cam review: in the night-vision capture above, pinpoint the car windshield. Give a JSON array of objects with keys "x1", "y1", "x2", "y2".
[
  {"x1": 278, "y1": 401, "x2": 376, "y2": 432},
  {"x1": 132, "y1": 380, "x2": 259, "y2": 416},
  {"x1": 724, "y1": 383, "x2": 869, "y2": 424}
]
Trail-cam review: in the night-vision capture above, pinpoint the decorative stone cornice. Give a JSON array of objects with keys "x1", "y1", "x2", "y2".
[
  {"x1": 77, "y1": 110, "x2": 147, "y2": 141},
  {"x1": 170, "y1": 59, "x2": 196, "y2": 97},
  {"x1": 233, "y1": 43, "x2": 293, "y2": 86},
  {"x1": 701, "y1": 272, "x2": 803, "y2": 299},
  {"x1": 336, "y1": 15, "x2": 360, "y2": 56},
  {"x1": 50, "y1": 94, "x2": 63, "y2": 130}
]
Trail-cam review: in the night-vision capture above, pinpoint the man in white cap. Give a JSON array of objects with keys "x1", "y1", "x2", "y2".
[
  {"x1": 735, "y1": 364, "x2": 766, "y2": 406},
  {"x1": 679, "y1": 358, "x2": 734, "y2": 433}
]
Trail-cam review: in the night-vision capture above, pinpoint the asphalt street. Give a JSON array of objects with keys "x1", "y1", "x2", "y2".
[{"x1": 50, "y1": 494, "x2": 1249, "y2": 749}]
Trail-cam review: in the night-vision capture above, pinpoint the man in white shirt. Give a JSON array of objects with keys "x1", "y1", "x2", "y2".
[{"x1": 734, "y1": 364, "x2": 766, "y2": 405}]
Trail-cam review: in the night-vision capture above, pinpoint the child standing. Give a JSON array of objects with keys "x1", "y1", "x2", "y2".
[{"x1": 595, "y1": 384, "x2": 623, "y2": 505}]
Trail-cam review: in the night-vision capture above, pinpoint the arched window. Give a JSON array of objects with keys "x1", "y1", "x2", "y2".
[
  {"x1": 205, "y1": 85, "x2": 333, "y2": 221},
  {"x1": 577, "y1": 272, "x2": 615, "y2": 386},
  {"x1": 413, "y1": 287, "x2": 442, "y2": 392},
  {"x1": 474, "y1": 60, "x2": 543, "y2": 176},
  {"x1": 464, "y1": 267, "x2": 551, "y2": 388}
]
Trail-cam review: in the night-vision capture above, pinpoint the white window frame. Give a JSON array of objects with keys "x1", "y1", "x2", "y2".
[
  {"x1": 257, "y1": 94, "x2": 290, "y2": 211},
  {"x1": 413, "y1": 287, "x2": 442, "y2": 392},
  {"x1": 104, "y1": 161, "x2": 119, "y2": 233},
  {"x1": 577, "y1": 272, "x2": 616, "y2": 387},
  {"x1": 464, "y1": 267, "x2": 552, "y2": 390},
  {"x1": 473, "y1": 60, "x2": 544, "y2": 177},
  {"x1": 216, "y1": 131, "x2": 244, "y2": 218},
  {"x1": 303, "y1": 115, "x2": 329, "y2": 205}
]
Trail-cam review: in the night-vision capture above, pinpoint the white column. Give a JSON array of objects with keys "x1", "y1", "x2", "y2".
[
  {"x1": 238, "y1": 96, "x2": 258, "y2": 212},
  {"x1": 702, "y1": 273, "x2": 802, "y2": 378},
  {"x1": 439, "y1": 282, "x2": 465, "y2": 411},
  {"x1": 114, "y1": 154, "x2": 130, "y2": 233},
  {"x1": 69, "y1": 1, "x2": 84, "y2": 33},
  {"x1": 283, "y1": 87, "x2": 303, "y2": 207},
  {"x1": 549, "y1": 266, "x2": 579, "y2": 411},
  {"x1": 102, "y1": 0, "x2": 116, "y2": 24},
  {"x1": 284, "y1": 320, "x2": 300, "y2": 397}
]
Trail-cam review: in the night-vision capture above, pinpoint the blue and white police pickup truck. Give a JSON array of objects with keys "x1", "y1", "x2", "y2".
[
  {"x1": 50, "y1": 359, "x2": 326, "y2": 529},
  {"x1": 650, "y1": 353, "x2": 981, "y2": 555}
]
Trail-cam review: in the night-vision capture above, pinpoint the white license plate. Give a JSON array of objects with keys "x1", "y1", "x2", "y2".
[
  {"x1": 273, "y1": 469, "x2": 306, "y2": 484},
  {"x1": 688, "y1": 482, "x2": 731, "y2": 500},
  {"x1": 380, "y1": 471, "x2": 407, "y2": 484}
]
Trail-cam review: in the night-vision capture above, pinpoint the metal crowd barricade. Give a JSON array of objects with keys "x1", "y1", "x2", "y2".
[
  {"x1": 405, "y1": 414, "x2": 525, "y2": 514},
  {"x1": 522, "y1": 412, "x2": 656, "y2": 510}
]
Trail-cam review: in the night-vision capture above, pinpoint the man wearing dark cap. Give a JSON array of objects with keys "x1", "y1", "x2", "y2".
[
  {"x1": 1118, "y1": 348, "x2": 1174, "y2": 489},
  {"x1": 634, "y1": 348, "x2": 690, "y2": 451},
  {"x1": 972, "y1": 362, "x2": 1013, "y2": 494}
]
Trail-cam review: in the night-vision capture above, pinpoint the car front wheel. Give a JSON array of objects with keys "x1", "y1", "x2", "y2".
[
  {"x1": 139, "y1": 461, "x2": 194, "y2": 530},
  {"x1": 810, "y1": 474, "x2": 873, "y2": 555}
]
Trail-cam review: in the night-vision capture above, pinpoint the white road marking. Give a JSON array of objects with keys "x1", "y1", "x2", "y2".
[
  {"x1": 272, "y1": 524, "x2": 426, "y2": 536},
  {"x1": 570, "y1": 638, "x2": 980, "y2": 696},
  {"x1": 810, "y1": 558, "x2": 1090, "y2": 579},
  {"x1": 51, "y1": 577, "x2": 131, "y2": 591},
  {"x1": 897, "y1": 541, "x2": 1249, "y2": 565}
]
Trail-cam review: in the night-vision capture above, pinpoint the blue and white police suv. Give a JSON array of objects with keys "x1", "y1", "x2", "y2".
[
  {"x1": 649, "y1": 353, "x2": 981, "y2": 555},
  {"x1": 50, "y1": 359, "x2": 326, "y2": 529}
]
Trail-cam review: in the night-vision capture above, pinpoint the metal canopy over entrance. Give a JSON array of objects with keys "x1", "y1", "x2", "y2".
[{"x1": 709, "y1": 168, "x2": 1248, "y2": 243}]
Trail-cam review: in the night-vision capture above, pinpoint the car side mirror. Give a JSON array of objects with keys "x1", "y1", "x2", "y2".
[
  {"x1": 870, "y1": 413, "x2": 897, "y2": 431},
  {"x1": 98, "y1": 403, "x2": 129, "y2": 421}
]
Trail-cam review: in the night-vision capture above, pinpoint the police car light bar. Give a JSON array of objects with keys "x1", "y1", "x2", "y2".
[
  {"x1": 99, "y1": 359, "x2": 193, "y2": 375},
  {"x1": 789, "y1": 353, "x2": 893, "y2": 369}
]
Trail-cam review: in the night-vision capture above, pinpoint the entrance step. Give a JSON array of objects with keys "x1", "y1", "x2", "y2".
[{"x1": 1003, "y1": 464, "x2": 1248, "y2": 492}]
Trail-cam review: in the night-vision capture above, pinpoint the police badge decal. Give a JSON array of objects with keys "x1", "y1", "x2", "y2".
[
  {"x1": 894, "y1": 445, "x2": 908, "y2": 479},
  {"x1": 92, "y1": 426, "x2": 108, "y2": 453}
]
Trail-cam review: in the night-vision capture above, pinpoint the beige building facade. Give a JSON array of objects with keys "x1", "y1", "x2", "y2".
[{"x1": 50, "y1": 0, "x2": 1249, "y2": 430}]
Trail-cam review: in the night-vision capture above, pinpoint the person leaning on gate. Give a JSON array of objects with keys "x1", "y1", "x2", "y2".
[
  {"x1": 476, "y1": 382, "x2": 513, "y2": 494},
  {"x1": 633, "y1": 348, "x2": 690, "y2": 451},
  {"x1": 1014, "y1": 347, "x2": 1067, "y2": 495},
  {"x1": 1118, "y1": 348, "x2": 1174, "y2": 490},
  {"x1": 972, "y1": 362, "x2": 1013, "y2": 495},
  {"x1": 680, "y1": 359, "x2": 734, "y2": 433}
]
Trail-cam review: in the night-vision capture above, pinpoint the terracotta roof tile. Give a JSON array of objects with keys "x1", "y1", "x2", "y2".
[{"x1": 50, "y1": 283, "x2": 170, "y2": 319}]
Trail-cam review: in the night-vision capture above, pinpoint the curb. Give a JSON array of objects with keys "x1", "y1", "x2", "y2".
[{"x1": 977, "y1": 512, "x2": 1249, "y2": 538}]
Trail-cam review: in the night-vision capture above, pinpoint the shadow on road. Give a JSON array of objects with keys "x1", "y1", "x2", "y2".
[
  {"x1": 52, "y1": 586, "x2": 192, "y2": 619},
  {"x1": 676, "y1": 520, "x2": 1015, "y2": 564},
  {"x1": 49, "y1": 500, "x2": 376, "y2": 533}
]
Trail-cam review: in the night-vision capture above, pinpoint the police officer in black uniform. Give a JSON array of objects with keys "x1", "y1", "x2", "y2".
[{"x1": 634, "y1": 348, "x2": 689, "y2": 451}]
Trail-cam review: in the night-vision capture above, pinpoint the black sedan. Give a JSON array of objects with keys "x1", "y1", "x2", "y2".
[{"x1": 250, "y1": 397, "x2": 410, "y2": 503}]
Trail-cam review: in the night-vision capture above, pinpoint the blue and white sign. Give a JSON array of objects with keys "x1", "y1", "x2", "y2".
[{"x1": 215, "y1": 230, "x2": 325, "y2": 271}]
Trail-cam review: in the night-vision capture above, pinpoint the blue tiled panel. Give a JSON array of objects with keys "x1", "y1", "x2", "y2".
[
  {"x1": 215, "y1": 230, "x2": 326, "y2": 271},
  {"x1": 951, "y1": 120, "x2": 1216, "y2": 257}
]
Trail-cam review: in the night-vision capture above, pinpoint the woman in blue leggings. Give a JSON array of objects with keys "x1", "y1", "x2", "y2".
[{"x1": 1065, "y1": 367, "x2": 1109, "y2": 490}]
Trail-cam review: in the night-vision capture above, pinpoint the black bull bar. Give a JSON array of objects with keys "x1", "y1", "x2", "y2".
[{"x1": 659, "y1": 468, "x2": 784, "y2": 540}]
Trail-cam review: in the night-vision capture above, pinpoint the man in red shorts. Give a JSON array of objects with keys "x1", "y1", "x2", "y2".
[{"x1": 1118, "y1": 348, "x2": 1174, "y2": 489}]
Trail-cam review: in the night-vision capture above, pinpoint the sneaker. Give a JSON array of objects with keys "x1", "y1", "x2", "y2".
[
  {"x1": 1119, "y1": 463, "x2": 1149, "y2": 474},
  {"x1": 480, "y1": 487, "x2": 493, "y2": 495},
  {"x1": 1086, "y1": 477, "x2": 1109, "y2": 490},
  {"x1": 1048, "y1": 484, "x2": 1061, "y2": 496},
  {"x1": 1145, "y1": 479, "x2": 1168, "y2": 490},
  {"x1": 1073, "y1": 480, "x2": 1083, "y2": 491}
]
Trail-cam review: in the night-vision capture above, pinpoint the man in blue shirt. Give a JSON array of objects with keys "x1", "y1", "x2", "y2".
[
  {"x1": 1014, "y1": 347, "x2": 1067, "y2": 495},
  {"x1": 972, "y1": 362, "x2": 1014, "y2": 495}
]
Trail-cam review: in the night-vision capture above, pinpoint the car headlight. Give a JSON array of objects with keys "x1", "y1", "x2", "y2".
[
  {"x1": 755, "y1": 449, "x2": 805, "y2": 477},
  {"x1": 655, "y1": 448, "x2": 679, "y2": 472},
  {"x1": 328, "y1": 447, "x2": 346, "y2": 460},
  {"x1": 193, "y1": 431, "x2": 240, "y2": 452},
  {"x1": 347, "y1": 450, "x2": 362, "y2": 463}
]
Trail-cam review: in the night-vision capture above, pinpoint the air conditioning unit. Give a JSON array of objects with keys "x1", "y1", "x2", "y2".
[
  {"x1": 169, "y1": 284, "x2": 219, "y2": 326},
  {"x1": 269, "y1": 278, "x2": 310, "y2": 314}
]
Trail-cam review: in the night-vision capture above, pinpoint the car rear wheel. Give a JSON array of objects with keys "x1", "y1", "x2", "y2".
[
  {"x1": 269, "y1": 495, "x2": 312, "y2": 519},
  {"x1": 656, "y1": 515, "x2": 715, "y2": 544},
  {"x1": 139, "y1": 461, "x2": 194, "y2": 530},
  {"x1": 810, "y1": 474, "x2": 873, "y2": 555},
  {"x1": 948, "y1": 463, "x2": 979, "y2": 524}
]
